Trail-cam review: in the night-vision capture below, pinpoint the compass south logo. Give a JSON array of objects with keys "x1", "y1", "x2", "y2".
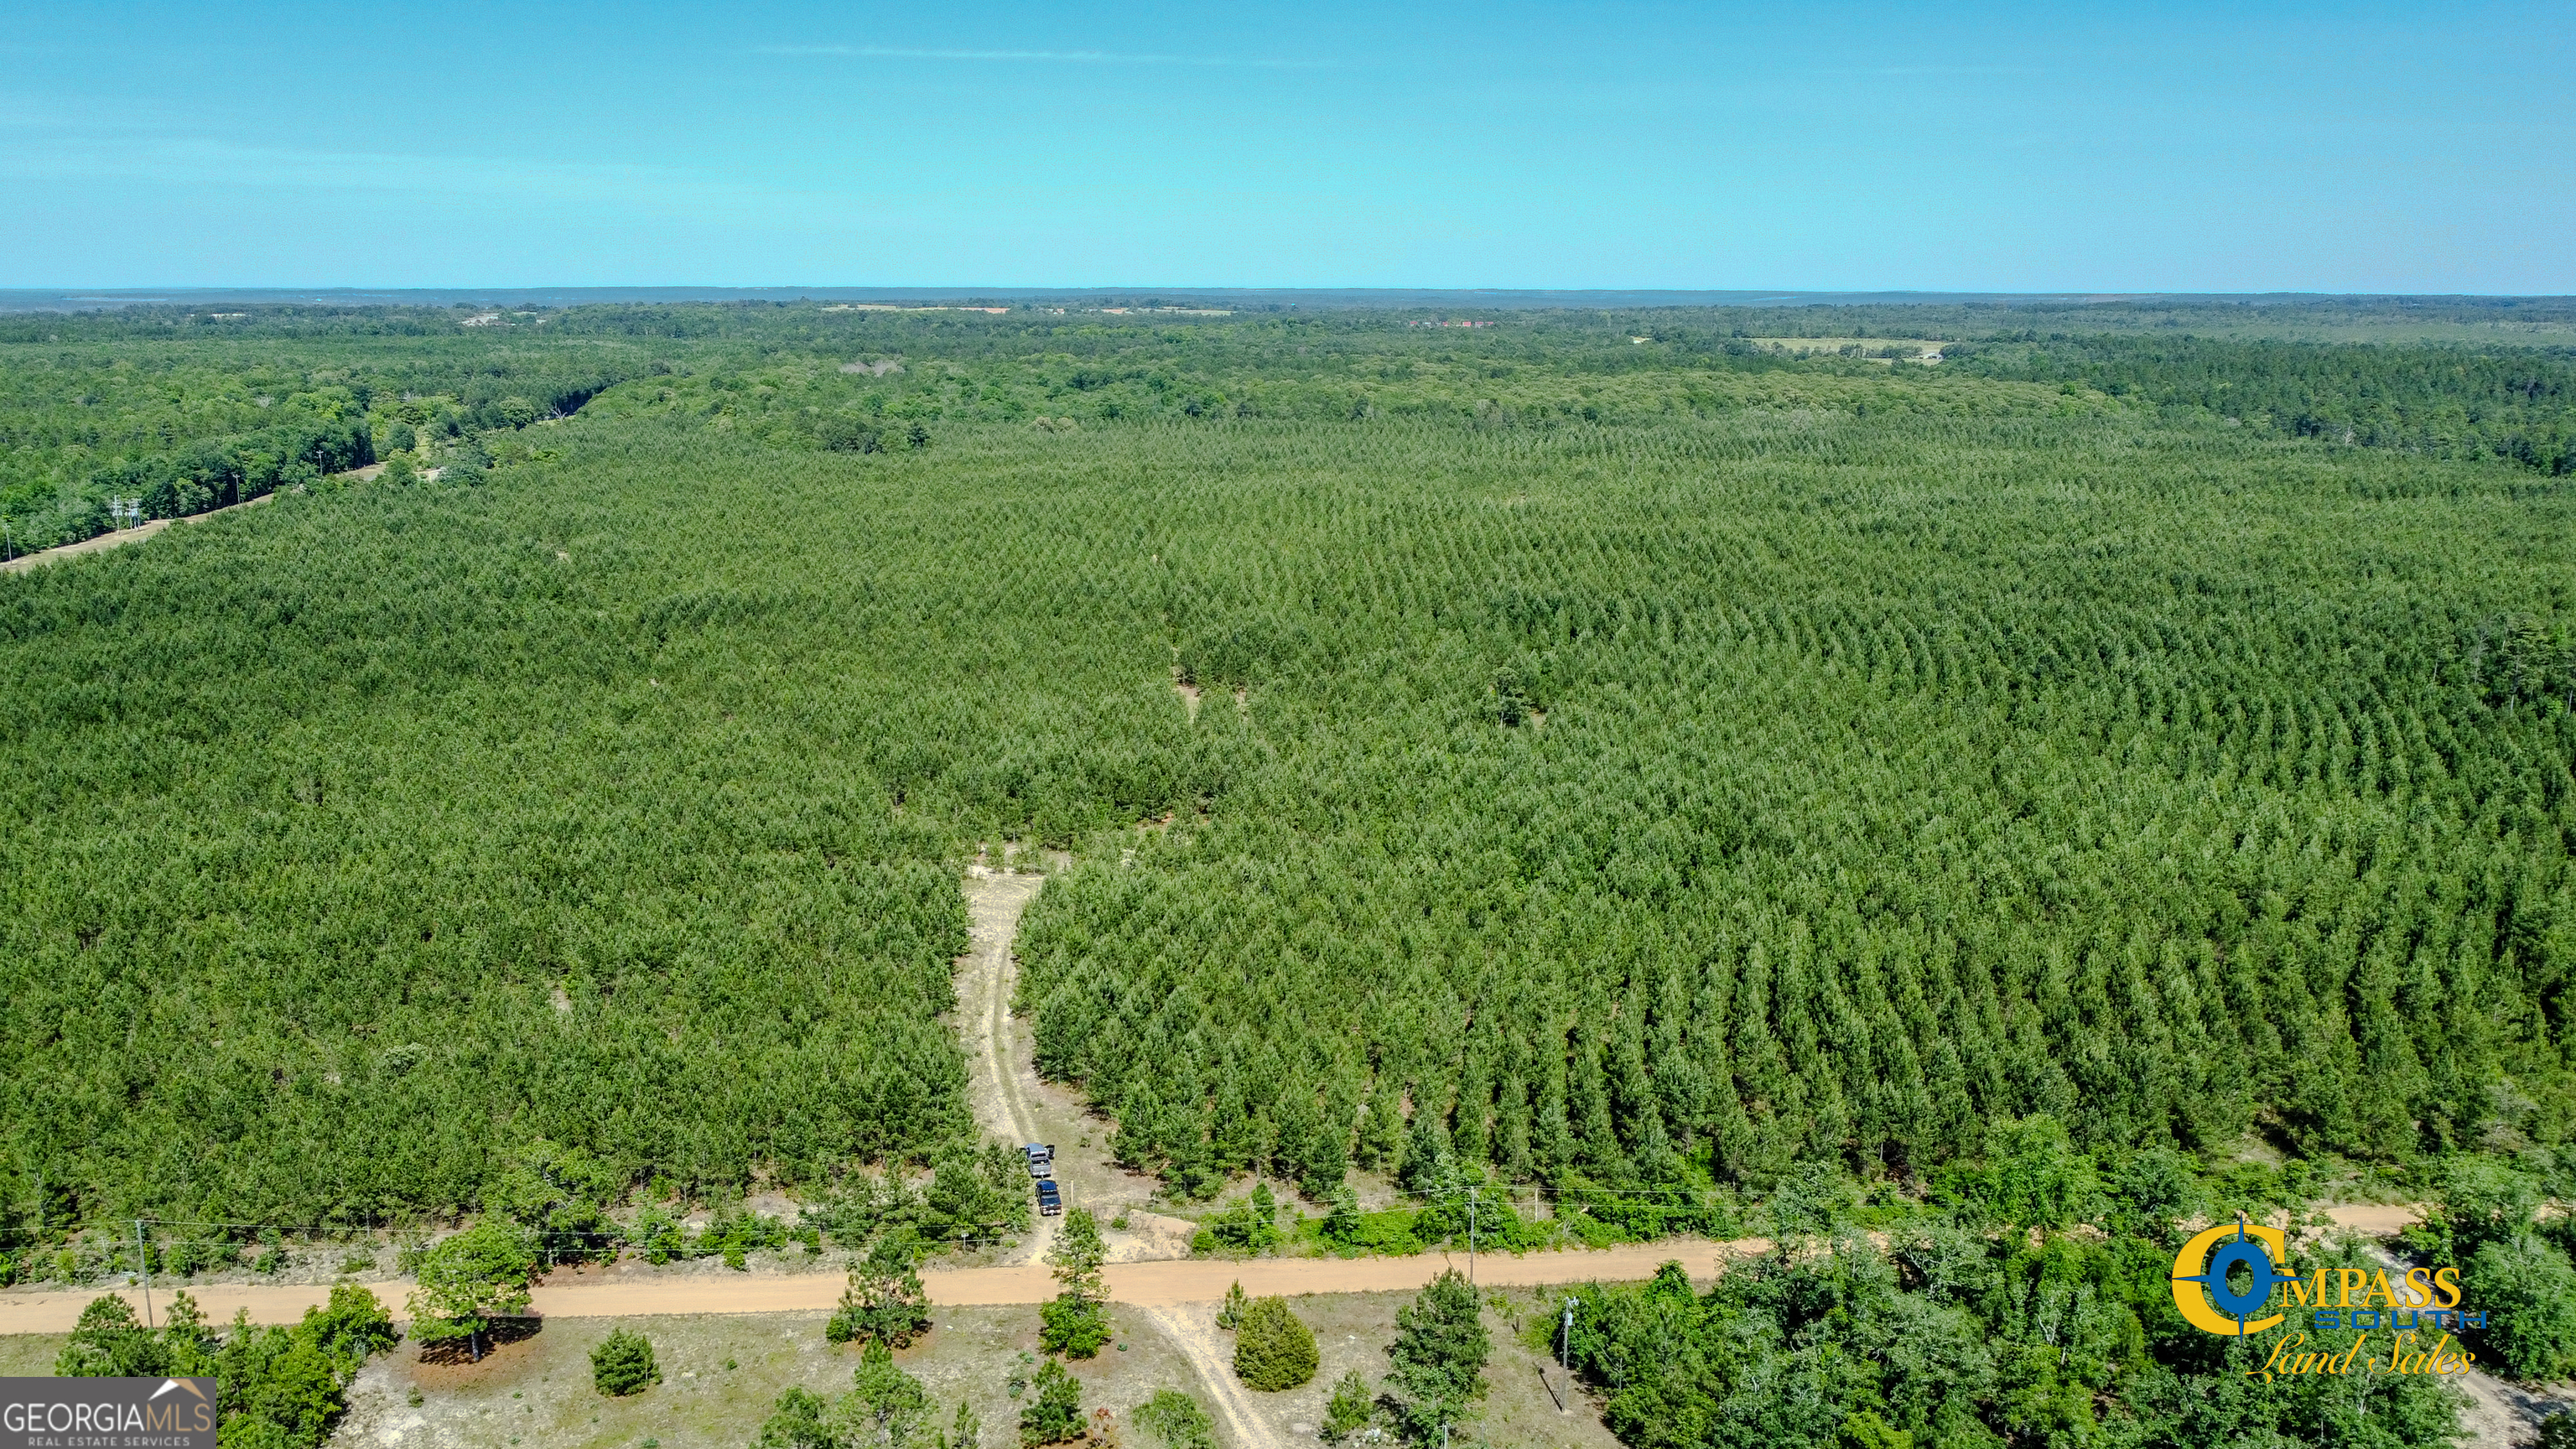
[{"x1": 2168, "y1": 1218, "x2": 2485, "y2": 1382}]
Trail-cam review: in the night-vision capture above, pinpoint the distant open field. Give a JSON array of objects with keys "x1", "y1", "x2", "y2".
[{"x1": 1743, "y1": 335, "x2": 1947, "y2": 357}]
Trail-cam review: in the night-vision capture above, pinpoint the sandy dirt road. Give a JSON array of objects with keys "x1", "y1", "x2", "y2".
[
  {"x1": 0, "y1": 1202, "x2": 2427, "y2": 1336},
  {"x1": 1137, "y1": 1302, "x2": 1285, "y2": 1449},
  {"x1": 958, "y1": 866, "x2": 1052, "y2": 1265},
  {"x1": 0, "y1": 494, "x2": 270, "y2": 574},
  {"x1": 2352, "y1": 1239, "x2": 2576, "y2": 1447},
  {"x1": 0, "y1": 1240, "x2": 1753, "y2": 1335}
]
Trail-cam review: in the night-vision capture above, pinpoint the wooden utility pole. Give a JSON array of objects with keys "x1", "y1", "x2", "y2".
[{"x1": 135, "y1": 1220, "x2": 153, "y2": 1328}]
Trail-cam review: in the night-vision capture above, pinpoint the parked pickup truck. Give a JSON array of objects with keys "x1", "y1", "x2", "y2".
[
  {"x1": 1036, "y1": 1179, "x2": 1062, "y2": 1217},
  {"x1": 1023, "y1": 1143, "x2": 1056, "y2": 1177}
]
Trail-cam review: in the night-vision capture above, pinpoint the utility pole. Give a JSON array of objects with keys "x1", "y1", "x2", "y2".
[
  {"x1": 1558, "y1": 1296, "x2": 1577, "y2": 1414},
  {"x1": 135, "y1": 1219, "x2": 153, "y2": 1328}
]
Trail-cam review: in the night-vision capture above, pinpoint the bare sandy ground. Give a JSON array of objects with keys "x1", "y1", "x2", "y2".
[
  {"x1": 958, "y1": 866, "x2": 1053, "y2": 1266},
  {"x1": 0, "y1": 1239, "x2": 1760, "y2": 1335},
  {"x1": 1136, "y1": 1301, "x2": 1284, "y2": 1449},
  {"x1": 2322, "y1": 1202, "x2": 2422, "y2": 1236},
  {"x1": 0, "y1": 1205, "x2": 2432, "y2": 1336}
]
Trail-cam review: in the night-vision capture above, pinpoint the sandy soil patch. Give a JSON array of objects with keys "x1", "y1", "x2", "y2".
[{"x1": 336, "y1": 1303, "x2": 1205, "y2": 1449}]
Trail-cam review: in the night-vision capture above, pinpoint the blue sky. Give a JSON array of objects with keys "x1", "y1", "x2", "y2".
[{"x1": 3, "y1": 1, "x2": 2568, "y2": 291}]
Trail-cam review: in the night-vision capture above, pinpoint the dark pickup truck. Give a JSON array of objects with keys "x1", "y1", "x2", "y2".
[{"x1": 1036, "y1": 1179, "x2": 1062, "y2": 1217}]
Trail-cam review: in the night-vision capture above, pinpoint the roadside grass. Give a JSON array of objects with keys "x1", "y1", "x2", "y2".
[
  {"x1": 1218, "y1": 1290, "x2": 1627, "y2": 1449},
  {"x1": 0, "y1": 1287, "x2": 1638, "y2": 1449},
  {"x1": 0, "y1": 1333, "x2": 65, "y2": 1375},
  {"x1": 332, "y1": 1305, "x2": 1202, "y2": 1449}
]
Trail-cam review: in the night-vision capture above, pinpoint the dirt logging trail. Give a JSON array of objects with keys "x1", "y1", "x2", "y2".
[
  {"x1": 958, "y1": 865, "x2": 1052, "y2": 1265},
  {"x1": 0, "y1": 862, "x2": 2483, "y2": 1436},
  {"x1": 1138, "y1": 1301, "x2": 1286, "y2": 1449},
  {"x1": 958, "y1": 860, "x2": 1283, "y2": 1449}
]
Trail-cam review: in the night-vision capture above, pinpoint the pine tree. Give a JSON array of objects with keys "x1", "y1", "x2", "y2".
[
  {"x1": 1233, "y1": 1296, "x2": 1320, "y2": 1391},
  {"x1": 1019, "y1": 1360, "x2": 1085, "y2": 1446},
  {"x1": 589, "y1": 1328, "x2": 660, "y2": 1397},
  {"x1": 1132, "y1": 1389, "x2": 1215, "y2": 1449},
  {"x1": 1399, "y1": 1109, "x2": 1454, "y2": 1197},
  {"x1": 1322, "y1": 1370, "x2": 1375, "y2": 1442},
  {"x1": 850, "y1": 1338, "x2": 935, "y2": 1449},
  {"x1": 1041, "y1": 1208, "x2": 1112, "y2": 1358},
  {"x1": 830, "y1": 1232, "x2": 932, "y2": 1348},
  {"x1": 1385, "y1": 1270, "x2": 1487, "y2": 1443}
]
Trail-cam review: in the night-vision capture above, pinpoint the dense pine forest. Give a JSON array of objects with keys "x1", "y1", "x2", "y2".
[
  {"x1": 7, "y1": 297, "x2": 2572, "y2": 553},
  {"x1": 1, "y1": 299, "x2": 2570, "y2": 1249}
]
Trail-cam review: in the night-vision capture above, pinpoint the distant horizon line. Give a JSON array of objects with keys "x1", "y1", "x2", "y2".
[{"x1": 6, "y1": 285, "x2": 2571, "y2": 315}]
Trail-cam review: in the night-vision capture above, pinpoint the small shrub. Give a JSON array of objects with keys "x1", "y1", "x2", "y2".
[
  {"x1": 1322, "y1": 1371, "x2": 1374, "y2": 1442},
  {"x1": 634, "y1": 1206, "x2": 688, "y2": 1265},
  {"x1": 1041, "y1": 1291, "x2": 1113, "y2": 1358},
  {"x1": 1133, "y1": 1389, "x2": 1216, "y2": 1449},
  {"x1": 591, "y1": 1328, "x2": 660, "y2": 1397},
  {"x1": 1217, "y1": 1281, "x2": 1247, "y2": 1331},
  {"x1": 1208, "y1": 1190, "x2": 1282, "y2": 1254},
  {"x1": 1233, "y1": 1296, "x2": 1318, "y2": 1391}
]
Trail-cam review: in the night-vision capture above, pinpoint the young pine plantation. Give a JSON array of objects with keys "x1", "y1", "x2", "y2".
[{"x1": 1, "y1": 299, "x2": 2573, "y2": 1449}]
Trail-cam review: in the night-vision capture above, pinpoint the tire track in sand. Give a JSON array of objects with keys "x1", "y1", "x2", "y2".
[
  {"x1": 957, "y1": 865, "x2": 1274, "y2": 1446},
  {"x1": 959, "y1": 866, "x2": 1050, "y2": 1265},
  {"x1": 1136, "y1": 1302, "x2": 1285, "y2": 1449}
]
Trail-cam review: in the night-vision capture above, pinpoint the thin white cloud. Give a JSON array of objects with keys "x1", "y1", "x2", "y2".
[
  {"x1": 755, "y1": 44, "x2": 1319, "y2": 68},
  {"x1": 0, "y1": 126, "x2": 848, "y2": 219},
  {"x1": 1814, "y1": 65, "x2": 2050, "y2": 76}
]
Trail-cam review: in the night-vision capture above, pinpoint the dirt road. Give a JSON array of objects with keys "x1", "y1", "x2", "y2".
[
  {"x1": 0, "y1": 1202, "x2": 2428, "y2": 1337},
  {"x1": 0, "y1": 494, "x2": 270, "y2": 575},
  {"x1": 958, "y1": 859, "x2": 1187, "y2": 1264},
  {"x1": 2354, "y1": 1239, "x2": 2574, "y2": 1446},
  {"x1": 0, "y1": 1240, "x2": 1753, "y2": 1336},
  {"x1": 1138, "y1": 1302, "x2": 1284, "y2": 1449},
  {"x1": 958, "y1": 865, "x2": 1052, "y2": 1265}
]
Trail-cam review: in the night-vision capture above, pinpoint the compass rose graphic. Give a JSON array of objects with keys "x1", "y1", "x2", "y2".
[{"x1": 2170, "y1": 1213, "x2": 2298, "y2": 1337}]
